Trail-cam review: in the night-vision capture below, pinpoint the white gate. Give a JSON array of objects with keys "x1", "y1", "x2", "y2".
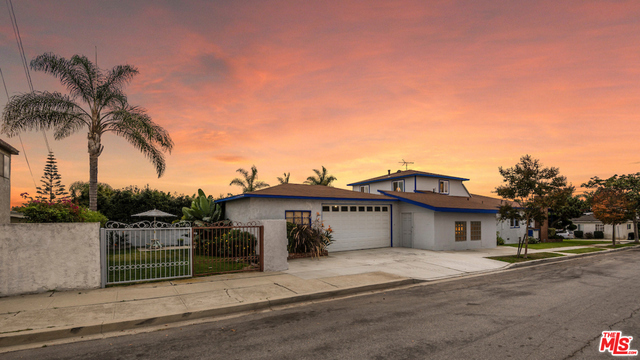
[{"x1": 100, "y1": 221, "x2": 193, "y2": 286}]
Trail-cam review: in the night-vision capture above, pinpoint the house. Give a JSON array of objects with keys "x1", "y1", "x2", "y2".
[
  {"x1": 0, "y1": 138, "x2": 19, "y2": 225},
  {"x1": 217, "y1": 169, "x2": 504, "y2": 251},
  {"x1": 571, "y1": 213, "x2": 634, "y2": 240}
]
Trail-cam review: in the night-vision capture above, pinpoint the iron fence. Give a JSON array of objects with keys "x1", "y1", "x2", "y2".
[
  {"x1": 192, "y1": 221, "x2": 264, "y2": 276},
  {"x1": 101, "y1": 221, "x2": 193, "y2": 286}
]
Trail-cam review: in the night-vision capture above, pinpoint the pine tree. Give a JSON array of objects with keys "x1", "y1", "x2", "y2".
[{"x1": 35, "y1": 151, "x2": 69, "y2": 202}]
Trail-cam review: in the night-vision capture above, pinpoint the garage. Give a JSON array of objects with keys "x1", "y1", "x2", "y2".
[{"x1": 322, "y1": 204, "x2": 392, "y2": 252}]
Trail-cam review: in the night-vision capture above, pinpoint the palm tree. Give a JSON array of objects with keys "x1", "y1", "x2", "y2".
[
  {"x1": 277, "y1": 172, "x2": 290, "y2": 184},
  {"x1": 230, "y1": 165, "x2": 270, "y2": 193},
  {"x1": 1, "y1": 53, "x2": 173, "y2": 211},
  {"x1": 304, "y1": 166, "x2": 337, "y2": 186}
]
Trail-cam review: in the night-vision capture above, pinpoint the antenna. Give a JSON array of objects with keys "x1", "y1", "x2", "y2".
[{"x1": 398, "y1": 159, "x2": 414, "y2": 171}]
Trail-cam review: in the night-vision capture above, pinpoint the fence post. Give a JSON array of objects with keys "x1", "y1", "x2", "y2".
[
  {"x1": 191, "y1": 227, "x2": 196, "y2": 277},
  {"x1": 100, "y1": 228, "x2": 107, "y2": 288},
  {"x1": 260, "y1": 225, "x2": 265, "y2": 272}
]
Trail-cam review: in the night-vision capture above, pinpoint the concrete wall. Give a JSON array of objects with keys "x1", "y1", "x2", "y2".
[
  {"x1": 0, "y1": 147, "x2": 11, "y2": 225},
  {"x1": 261, "y1": 220, "x2": 288, "y2": 271},
  {"x1": 433, "y1": 212, "x2": 497, "y2": 251},
  {"x1": 0, "y1": 223, "x2": 101, "y2": 296}
]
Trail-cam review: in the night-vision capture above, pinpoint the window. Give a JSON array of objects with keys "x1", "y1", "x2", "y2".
[
  {"x1": 285, "y1": 211, "x2": 311, "y2": 225},
  {"x1": 341, "y1": 206, "x2": 348, "y2": 212},
  {"x1": 358, "y1": 206, "x2": 365, "y2": 212},
  {"x1": 360, "y1": 185, "x2": 369, "y2": 193},
  {"x1": 366, "y1": 206, "x2": 373, "y2": 212},
  {"x1": 455, "y1": 221, "x2": 467, "y2": 242},
  {"x1": 331, "y1": 205, "x2": 340, "y2": 212},
  {"x1": 0, "y1": 154, "x2": 7, "y2": 179},
  {"x1": 382, "y1": 206, "x2": 388, "y2": 212},
  {"x1": 628, "y1": 224, "x2": 632, "y2": 230},
  {"x1": 510, "y1": 218, "x2": 519, "y2": 228},
  {"x1": 350, "y1": 206, "x2": 357, "y2": 212},
  {"x1": 374, "y1": 206, "x2": 381, "y2": 212},
  {"x1": 392, "y1": 180, "x2": 404, "y2": 192},
  {"x1": 439, "y1": 180, "x2": 449, "y2": 194},
  {"x1": 596, "y1": 224, "x2": 604, "y2": 232},
  {"x1": 471, "y1": 221, "x2": 481, "y2": 240},
  {"x1": 322, "y1": 206, "x2": 330, "y2": 212},
  {"x1": 577, "y1": 224, "x2": 582, "y2": 231}
]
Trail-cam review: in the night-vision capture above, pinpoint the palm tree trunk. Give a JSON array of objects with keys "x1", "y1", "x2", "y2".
[
  {"x1": 88, "y1": 131, "x2": 103, "y2": 211},
  {"x1": 89, "y1": 154, "x2": 98, "y2": 211}
]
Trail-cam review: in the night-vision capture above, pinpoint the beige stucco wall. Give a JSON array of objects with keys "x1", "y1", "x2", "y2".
[
  {"x1": 0, "y1": 147, "x2": 10, "y2": 225},
  {"x1": 0, "y1": 223, "x2": 101, "y2": 296}
]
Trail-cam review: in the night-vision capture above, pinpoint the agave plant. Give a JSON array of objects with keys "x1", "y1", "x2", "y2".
[{"x1": 182, "y1": 189, "x2": 223, "y2": 225}]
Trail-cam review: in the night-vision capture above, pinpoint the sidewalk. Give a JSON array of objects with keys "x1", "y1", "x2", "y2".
[{"x1": 1, "y1": 243, "x2": 637, "y2": 352}]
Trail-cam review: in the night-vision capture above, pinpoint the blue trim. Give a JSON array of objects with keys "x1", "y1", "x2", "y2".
[
  {"x1": 215, "y1": 194, "x2": 393, "y2": 204},
  {"x1": 414, "y1": 176, "x2": 417, "y2": 192},
  {"x1": 347, "y1": 173, "x2": 468, "y2": 186},
  {"x1": 378, "y1": 190, "x2": 498, "y2": 214}
]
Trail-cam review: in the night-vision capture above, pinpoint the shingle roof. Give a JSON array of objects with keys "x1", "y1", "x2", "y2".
[
  {"x1": 0, "y1": 138, "x2": 19, "y2": 155},
  {"x1": 347, "y1": 170, "x2": 468, "y2": 186},
  {"x1": 380, "y1": 190, "x2": 500, "y2": 213},
  {"x1": 571, "y1": 214, "x2": 598, "y2": 222},
  {"x1": 216, "y1": 183, "x2": 395, "y2": 203}
]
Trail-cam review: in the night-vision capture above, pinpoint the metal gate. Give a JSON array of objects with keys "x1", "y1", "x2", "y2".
[
  {"x1": 101, "y1": 221, "x2": 193, "y2": 286},
  {"x1": 192, "y1": 221, "x2": 264, "y2": 276}
]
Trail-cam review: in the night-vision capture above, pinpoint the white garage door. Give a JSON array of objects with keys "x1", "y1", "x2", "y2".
[{"x1": 322, "y1": 204, "x2": 391, "y2": 252}]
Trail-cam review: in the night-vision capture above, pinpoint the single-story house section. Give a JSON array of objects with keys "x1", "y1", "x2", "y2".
[
  {"x1": 217, "y1": 169, "x2": 508, "y2": 252},
  {"x1": 571, "y1": 213, "x2": 635, "y2": 240}
]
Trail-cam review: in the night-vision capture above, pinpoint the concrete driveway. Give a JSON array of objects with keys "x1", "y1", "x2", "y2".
[{"x1": 285, "y1": 247, "x2": 512, "y2": 281}]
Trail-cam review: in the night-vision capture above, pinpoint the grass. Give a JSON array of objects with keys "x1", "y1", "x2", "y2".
[
  {"x1": 488, "y1": 252, "x2": 565, "y2": 263},
  {"x1": 603, "y1": 243, "x2": 639, "y2": 249},
  {"x1": 502, "y1": 240, "x2": 610, "y2": 249},
  {"x1": 107, "y1": 248, "x2": 256, "y2": 284},
  {"x1": 556, "y1": 247, "x2": 605, "y2": 254}
]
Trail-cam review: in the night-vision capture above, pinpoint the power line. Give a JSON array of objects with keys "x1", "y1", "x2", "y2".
[
  {"x1": 0, "y1": 68, "x2": 37, "y2": 188},
  {"x1": 5, "y1": 0, "x2": 51, "y2": 153}
]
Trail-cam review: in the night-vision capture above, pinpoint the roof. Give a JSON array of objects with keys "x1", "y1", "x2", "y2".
[
  {"x1": 215, "y1": 183, "x2": 395, "y2": 203},
  {"x1": 571, "y1": 214, "x2": 599, "y2": 223},
  {"x1": 347, "y1": 170, "x2": 468, "y2": 186},
  {"x1": 0, "y1": 138, "x2": 19, "y2": 155},
  {"x1": 379, "y1": 190, "x2": 500, "y2": 213}
]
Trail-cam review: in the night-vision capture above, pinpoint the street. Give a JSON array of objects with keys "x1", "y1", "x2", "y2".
[{"x1": 5, "y1": 249, "x2": 640, "y2": 359}]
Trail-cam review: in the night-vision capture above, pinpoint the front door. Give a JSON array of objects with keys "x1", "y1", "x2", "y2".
[{"x1": 402, "y1": 213, "x2": 413, "y2": 248}]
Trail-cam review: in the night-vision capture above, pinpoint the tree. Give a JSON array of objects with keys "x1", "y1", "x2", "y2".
[
  {"x1": 548, "y1": 194, "x2": 588, "y2": 230},
  {"x1": 582, "y1": 173, "x2": 640, "y2": 244},
  {"x1": 35, "y1": 151, "x2": 69, "y2": 201},
  {"x1": 591, "y1": 188, "x2": 631, "y2": 245},
  {"x1": 495, "y1": 155, "x2": 571, "y2": 258},
  {"x1": 277, "y1": 172, "x2": 290, "y2": 184},
  {"x1": 304, "y1": 166, "x2": 337, "y2": 186},
  {"x1": 1, "y1": 53, "x2": 173, "y2": 211},
  {"x1": 230, "y1": 165, "x2": 270, "y2": 193}
]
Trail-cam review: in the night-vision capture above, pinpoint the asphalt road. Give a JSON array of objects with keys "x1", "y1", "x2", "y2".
[{"x1": 5, "y1": 249, "x2": 640, "y2": 360}]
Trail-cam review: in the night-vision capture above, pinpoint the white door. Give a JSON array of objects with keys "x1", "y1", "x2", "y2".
[
  {"x1": 322, "y1": 204, "x2": 391, "y2": 252},
  {"x1": 402, "y1": 213, "x2": 413, "y2": 248}
]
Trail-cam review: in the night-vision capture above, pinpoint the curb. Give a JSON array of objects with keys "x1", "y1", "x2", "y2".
[
  {"x1": 506, "y1": 244, "x2": 640, "y2": 269},
  {"x1": 0, "y1": 278, "x2": 420, "y2": 349}
]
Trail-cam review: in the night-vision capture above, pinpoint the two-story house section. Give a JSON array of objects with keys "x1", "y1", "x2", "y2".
[{"x1": 347, "y1": 169, "x2": 471, "y2": 197}]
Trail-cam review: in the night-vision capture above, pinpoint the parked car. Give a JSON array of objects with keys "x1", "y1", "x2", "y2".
[{"x1": 556, "y1": 230, "x2": 574, "y2": 239}]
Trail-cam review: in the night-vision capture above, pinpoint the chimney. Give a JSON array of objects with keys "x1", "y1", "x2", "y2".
[{"x1": 388, "y1": 170, "x2": 391, "y2": 175}]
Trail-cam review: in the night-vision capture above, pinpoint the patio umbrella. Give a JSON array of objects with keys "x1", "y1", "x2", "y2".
[{"x1": 131, "y1": 209, "x2": 177, "y2": 223}]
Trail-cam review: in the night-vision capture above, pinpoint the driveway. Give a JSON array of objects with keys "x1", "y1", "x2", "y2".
[{"x1": 285, "y1": 247, "x2": 512, "y2": 280}]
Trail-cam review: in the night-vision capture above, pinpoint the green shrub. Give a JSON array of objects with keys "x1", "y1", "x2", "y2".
[
  {"x1": 574, "y1": 230, "x2": 584, "y2": 238},
  {"x1": 594, "y1": 231, "x2": 604, "y2": 239},
  {"x1": 585, "y1": 232, "x2": 594, "y2": 239},
  {"x1": 18, "y1": 199, "x2": 108, "y2": 225},
  {"x1": 548, "y1": 228, "x2": 556, "y2": 238},
  {"x1": 527, "y1": 237, "x2": 540, "y2": 244},
  {"x1": 79, "y1": 208, "x2": 108, "y2": 226},
  {"x1": 287, "y1": 213, "x2": 334, "y2": 257},
  {"x1": 496, "y1": 231, "x2": 505, "y2": 246},
  {"x1": 218, "y1": 230, "x2": 257, "y2": 257}
]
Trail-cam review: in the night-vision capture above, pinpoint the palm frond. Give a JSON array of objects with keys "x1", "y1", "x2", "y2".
[
  {"x1": 1, "y1": 91, "x2": 89, "y2": 139},
  {"x1": 105, "y1": 106, "x2": 174, "y2": 177},
  {"x1": 30, "y1": 53, "x2": 95, "y2": 103}
]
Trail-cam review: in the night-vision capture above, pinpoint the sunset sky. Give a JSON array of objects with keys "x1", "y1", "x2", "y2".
[{"x1": 1, "y1": 1, "x2": 639, "y2": 208}]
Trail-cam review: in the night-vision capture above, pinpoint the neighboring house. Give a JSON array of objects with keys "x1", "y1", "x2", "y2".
[
  {"x1": 10, "y1": 210, "x2": 27, "y2": 223},
  {"x1": 571, "y1": 213, "x2": 633, "y2": 240},
  {"x1": 217, "y1": 169, "x2": 504, "y2": 252},
  {"x1": 0, "y1": 138, "x2": 19, "y2": 225}
]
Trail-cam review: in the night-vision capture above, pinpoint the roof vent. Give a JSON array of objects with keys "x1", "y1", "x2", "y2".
[
  {"x1": 388, "y1": 170, "x2": 391, "y2": 175},
  {"x1": 397, "y1": 170, "x2": 401, "y2": 173}
]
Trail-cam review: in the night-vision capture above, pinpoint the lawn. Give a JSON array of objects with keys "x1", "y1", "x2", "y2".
[
  {"x1": 107, "y1": 248, "x2": 255, "y2": 284},
  {"x1": 603, "y1": 243, "x2": 639, "y2": 249},
  {"x1": 488, "y1": 252, "x2": 565, "y2": 263},
  {"x1": 556, "y1": 247, "x2": 605, "y2": 254},
  {"x1": 502, "y1": 240, "x2": 610, "y2": 250}
]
